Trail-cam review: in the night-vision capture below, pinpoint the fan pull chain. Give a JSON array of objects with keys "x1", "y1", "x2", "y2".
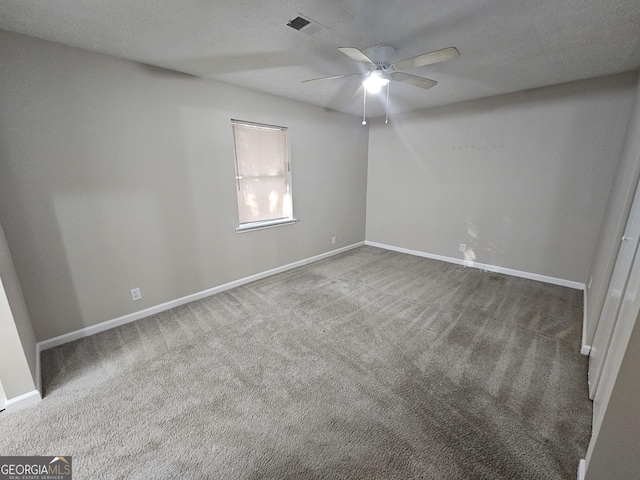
[
  {"x1": 362, "y1": 90, "x2": 367, "y2": 125},
  {"x1": 385, "y1": 83, "x2": 390, "y2": 124}
]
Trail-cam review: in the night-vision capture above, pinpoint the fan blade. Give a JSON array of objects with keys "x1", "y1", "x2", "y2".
[
  {"x1": 338, "y1": 47, "x2": 376, "y2": 67},
  {"x1": 392, "y1": 47, "x2": 459, "y2": 71},
  {"x1": 302, "y1": 73, "x2": 360, "y2": 83},
  {"x1": 390, "y1": 72, "x2": 437, "y2": 89}
]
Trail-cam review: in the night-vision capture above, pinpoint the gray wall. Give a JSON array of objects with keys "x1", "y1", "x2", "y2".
[
  {"x1": 0, "y1": 31, "x2": 368, "y2": 342},
  {"x1": 0, "y1": 220, "x2": 37, "y2": 399},
  {"x1": 366, "y1": 74, "x2": 637, "y2": 283}
]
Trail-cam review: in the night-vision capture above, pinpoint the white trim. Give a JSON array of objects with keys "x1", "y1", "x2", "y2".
[
  {"x1": 236, "y1": 218, "x2": 298, "y2": 233},
  {"x1": 36, "y1": 242, "x2": 365, "y2": 354},
  {"x1": 36, "y1": 343, "x2": 42, "y2": 394},
  {"x1": 4, "y1": 389, "x2": 41, "y2": 413},
  {"x1": 0, "y1": 379, "x2": 5, "y2": 410},
  {"x1": 365, "y1": 241, "x2": 586, "y2": 290},
  {"x1": 577, "y1": 459, "x2": 586, "y2": 480},
  {"x1": 581, "y1": 288, "x2": 591, "y2": 356}
]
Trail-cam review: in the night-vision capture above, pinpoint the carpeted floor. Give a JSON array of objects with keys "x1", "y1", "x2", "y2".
[{"x1": 0, "y1": 246, "x2": 591, "y2": 479}]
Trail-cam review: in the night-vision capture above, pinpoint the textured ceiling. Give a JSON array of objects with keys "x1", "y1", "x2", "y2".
[{"x1": 1, "y1": 0, "x2": 639, "y2": 118}]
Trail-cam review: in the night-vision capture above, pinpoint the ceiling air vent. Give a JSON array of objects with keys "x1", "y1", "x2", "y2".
[{"x1": 287, "y1": 15, "x2": 327, "y2": 37}]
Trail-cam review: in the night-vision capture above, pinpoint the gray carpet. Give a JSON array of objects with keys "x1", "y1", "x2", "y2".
[{"x1": 0, "y1": 246, "x2": 591, "y2": 479}]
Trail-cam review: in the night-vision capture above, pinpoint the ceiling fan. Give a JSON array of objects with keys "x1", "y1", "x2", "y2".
[{"x1": 303, "y1": 44, "x2": 460, "y2": 123}]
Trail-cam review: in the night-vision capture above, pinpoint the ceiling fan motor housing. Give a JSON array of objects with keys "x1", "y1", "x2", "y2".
[{"x1": 362, "y1": 44, "x2": 396, "y2": 73}]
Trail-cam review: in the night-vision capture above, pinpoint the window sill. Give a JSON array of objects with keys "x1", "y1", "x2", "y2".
[{"x1": 235, "y1": 218, "x2": 298, "y2": 233}]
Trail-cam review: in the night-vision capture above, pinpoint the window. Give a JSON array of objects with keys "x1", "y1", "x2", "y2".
[{"x1": 231, "y1": 120, "x2": 295, "y2": 232}]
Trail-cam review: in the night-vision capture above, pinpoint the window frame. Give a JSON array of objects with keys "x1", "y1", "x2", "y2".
[{"x1": 231, "y1": 119, "x2": 297, "y2": 233}]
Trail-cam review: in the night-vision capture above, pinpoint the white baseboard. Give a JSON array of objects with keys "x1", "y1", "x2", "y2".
[
  {"x1": 581, "y1": 288, "x2": 591, "y2": 356},
  {"x1": 365, "y1": 241, "x2": 586, "y2": 290},
  {"x1": 577, "y1": 458, "x2": 586, "y2": 480},
  {"x1": 4, "y1": 389, "x2": 41, "y2": 413},
  {"x1": 36, "y1": 343, "x2": 42, "y2": 394},
  {"x1": 36, "y1": 242, "x2": 364, "y2": 358}
]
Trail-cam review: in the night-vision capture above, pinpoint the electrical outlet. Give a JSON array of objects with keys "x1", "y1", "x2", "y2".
[
  {"x1": 131, "y1": 287, "x2": 142, "y2": 301},
  {"x1": 459, "y1": 243, "x2": 466, "y2": 252},
  {"x1": 332, "y1": 236, "x2": 337, "y2": 245}
]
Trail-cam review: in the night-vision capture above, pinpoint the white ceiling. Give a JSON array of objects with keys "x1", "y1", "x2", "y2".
[{"x1": 1, "y1": 0, "x2": 639, "y2": 118}]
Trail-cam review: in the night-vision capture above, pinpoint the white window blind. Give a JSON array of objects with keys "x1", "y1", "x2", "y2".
[{"x1": 232, "y1": 120, "x2": 294, "y2": 231}]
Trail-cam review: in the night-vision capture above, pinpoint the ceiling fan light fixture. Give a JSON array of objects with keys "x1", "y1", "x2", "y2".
[{"x1": 362, "y1": 71, "x2": 390, "y2": 94}]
